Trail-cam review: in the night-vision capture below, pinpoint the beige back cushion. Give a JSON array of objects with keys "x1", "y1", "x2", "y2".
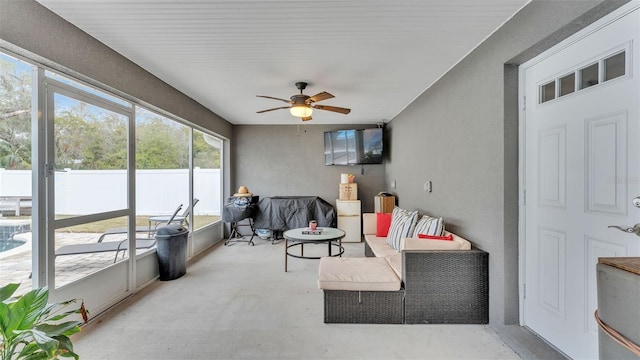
[{"x1": 362, "y1": 213, "x2": 377, "y2": 235}]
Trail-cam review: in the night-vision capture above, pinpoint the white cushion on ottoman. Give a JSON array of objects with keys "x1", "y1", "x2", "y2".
[{"x1": 318, "y1": 257, "x2": 401, "y2": 291}]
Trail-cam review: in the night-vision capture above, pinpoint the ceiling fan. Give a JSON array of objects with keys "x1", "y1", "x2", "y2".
[{"x1": 256, "y1": 82, "x2": 351, "y2": 121}]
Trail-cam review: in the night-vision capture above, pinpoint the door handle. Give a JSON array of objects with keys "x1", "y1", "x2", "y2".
[{"x1": 608, "y1": 223, "x2": 640, "y2": 236}]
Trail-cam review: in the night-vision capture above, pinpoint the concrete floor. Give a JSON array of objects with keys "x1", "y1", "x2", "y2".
[{"x1": 73, "y1": 238, "x2": 532, "y2": 360}]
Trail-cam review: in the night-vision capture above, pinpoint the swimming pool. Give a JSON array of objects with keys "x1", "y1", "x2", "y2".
[
  {"x1": 0, "y1": 219, "x2": 31, "y2": 254},
  {"x1": 0, "y1": 239, "x2": 26, "y2": 253}
]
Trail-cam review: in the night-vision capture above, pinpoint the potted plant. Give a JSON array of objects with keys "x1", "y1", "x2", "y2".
[{"x1": 0, "y1": 283, "x2": 88, "y2": 360}]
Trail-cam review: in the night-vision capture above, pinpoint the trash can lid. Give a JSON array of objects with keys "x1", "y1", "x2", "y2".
[{"x1": 155, "y1": 223, "x2": 188, "y2": 238}]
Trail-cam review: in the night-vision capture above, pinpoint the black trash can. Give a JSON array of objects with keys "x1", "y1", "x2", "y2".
[{"x1": 155, "y1": 224, "x2": 188, "y2": 281}]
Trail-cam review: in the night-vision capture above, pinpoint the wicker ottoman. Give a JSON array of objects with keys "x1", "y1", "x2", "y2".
[{"x1": 318, "y1": 257, "x2": 404, "y2": 324}]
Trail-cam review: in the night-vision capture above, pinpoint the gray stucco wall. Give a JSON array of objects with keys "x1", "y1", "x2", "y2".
[
  {"x1": 233, "y1": 125, "x2": 385, "y2": 213},
  {"x1": 0, "y1": 0, "x2": 232, "y2": 141},
  {"x1": 385, "y1": 0, "x2": 624, "y2": 326}
]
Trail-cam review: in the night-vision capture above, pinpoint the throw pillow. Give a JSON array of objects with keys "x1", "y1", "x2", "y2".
[
  {"x1": 417, "y1": 234, "x2": 453, "y2": 241},
  {"x1": 412, "y1": 215, "x2": 445, "y2": 237},
  {"x1": 376, "y1": 212, "x2": 393, "y2": 237},
  {"x1": 386, "y1": 207, "x2": 418, "y2": 251}
]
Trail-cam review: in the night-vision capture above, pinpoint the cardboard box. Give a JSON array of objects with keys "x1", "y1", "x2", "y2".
[
  {"x1": 374, "y1": 195, "x2": 395, "y2": 213},
  {"x1": 339, "y1": 183, "x2": 358, "y2": 200}
]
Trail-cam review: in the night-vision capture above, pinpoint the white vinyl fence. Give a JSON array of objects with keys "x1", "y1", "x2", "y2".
[{"x1": 0, "y1": 168, "x2": 220, "y2": 216}]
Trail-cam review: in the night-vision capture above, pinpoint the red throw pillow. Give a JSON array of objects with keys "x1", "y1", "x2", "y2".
[
  {"x1": 376, "y1": 212, "x2": 393, "y2": 237},
  {"x1": 418, "y1": 234, "x2": 453, "y2": 241}
]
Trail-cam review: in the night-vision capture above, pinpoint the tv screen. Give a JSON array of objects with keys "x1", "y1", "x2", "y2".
[{"x1": 324, "y1": 128, "x2": 383, "y2": 165}]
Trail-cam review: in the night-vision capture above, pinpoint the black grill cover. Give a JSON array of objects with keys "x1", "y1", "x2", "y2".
[
  {"x1": 253, "y1": 196, "x2": 336, "y2": 231},
  {"x1": 221, "y1": 196, "x2": 259, "y2": 223}
]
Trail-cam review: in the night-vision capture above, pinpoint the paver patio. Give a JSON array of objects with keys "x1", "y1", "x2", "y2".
[{"x1": 0, "y1": 231, "x2": 155, "y2": 295}]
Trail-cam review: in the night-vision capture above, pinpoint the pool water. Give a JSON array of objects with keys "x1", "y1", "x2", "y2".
[
  {"x1": 0, "y1": 239, "x2": 26, "y2": 253},
  {"x1": 0, "y1": 220, "x2": 31, "y2": 253},
  {"x1": 0, "y1": 222, "x2": 30, "y2": 241}
]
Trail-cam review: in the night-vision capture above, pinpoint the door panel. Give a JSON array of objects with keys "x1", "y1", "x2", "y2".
[
  {"x1": 585, "y1": 112, "x2": 627, "y2": 215},
  {"x1": 538, "y1": 126, "x2": 565, "y2": 208},
  {"x1": 538, "y1": 227, "x2": 566, "y2": 317},
  {"x1": 522, "y1": 6, "x2": 640, "y2": 359}
]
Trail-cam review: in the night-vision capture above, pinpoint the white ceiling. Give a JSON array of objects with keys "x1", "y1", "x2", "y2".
[{"x1": 36, "y1": 0, "x2": 530, "y2": 125}]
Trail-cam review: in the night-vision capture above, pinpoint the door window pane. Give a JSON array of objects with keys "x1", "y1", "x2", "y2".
[
  {"x1": 559, "y1": 73, "x2": 575, "y2": 97},
  {"x1": 540, "y1": 81, "x2": 555, "y2": 103},
  {"x1": 579, "y1": 63, "x2": 599, "y2": 89},
  {"x1": 604, "y1": 52, "x2": 625, "y2": 81}
]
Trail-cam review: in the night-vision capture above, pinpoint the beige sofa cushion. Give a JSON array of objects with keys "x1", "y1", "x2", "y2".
[
  {"x1": 401, "y1": 231, "x2": 471, "y2": 251},
  {"x1": 364, "y1": 234, "x2": 398, "y2": 258},
  {"x1": 363, "y1": 213, "x2": 377, "y2": 235},
  {"x1": 384, "y1": 254, "x2": 403, "y2": 280},
  {"x1": 362, "y1": 213, "x2": 471, "y2": 281},
  {"x1": 318, "y1": 256, "x2": 401, "y2": 291}
]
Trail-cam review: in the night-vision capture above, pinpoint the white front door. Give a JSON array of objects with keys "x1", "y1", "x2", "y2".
[{"x1": 521, "y1": 5, "x2": 640, "y2": 359}]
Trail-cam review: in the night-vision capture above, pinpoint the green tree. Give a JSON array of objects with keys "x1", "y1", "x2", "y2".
[
  {"x1": 80, "y1": 112, "x2": 127, "y2": 170},
  {"x1": 135, "y1": 118, "x2": 189, "y2": 169},
  {"x1": 53, "y1": 110, "x2": 90, "y2": 169},
  {"x1": 193, "y1": 131, "x2": 220, "y2": 169},
  {"x1": 0, "y1": 56, "x2": 32, "y2": 170},
  {"x1": 54, "y1": 102, "x2": 127, "y2": 170}
]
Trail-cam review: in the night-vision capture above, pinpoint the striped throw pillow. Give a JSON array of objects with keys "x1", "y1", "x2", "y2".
[
  {"x1": 386, "y1": 207, "x2": 418, "y2": 251},
  {"x1": 412, "y1": 215, "x2": 445, "y2": 237}
]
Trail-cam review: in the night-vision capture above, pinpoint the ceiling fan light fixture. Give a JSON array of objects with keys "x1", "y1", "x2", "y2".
[{"x1": 290, "y1": 105, "x2": 313, "y2": 118}]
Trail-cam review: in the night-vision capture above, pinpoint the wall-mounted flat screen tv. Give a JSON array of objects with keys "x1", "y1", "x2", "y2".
[{"x1": 324, "y1": 128, "x2": 383, "y2": 165}]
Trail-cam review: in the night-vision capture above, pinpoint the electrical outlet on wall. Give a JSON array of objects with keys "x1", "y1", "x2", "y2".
[{"x1": 424, "y1": 181, "x2": 432, "y2": 192}]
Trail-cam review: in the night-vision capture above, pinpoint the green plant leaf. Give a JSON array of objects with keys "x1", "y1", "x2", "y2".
[
  {"x1": 53, "y1": 335, "x2": 79, "y2": 360},
  {"x1": 35, "y1": 321, "x2": 82, "y2": 337},
  {"x1": 16, "y1": 342, "x2": 46, "y2": 360},
  {"x1": 0, "y1": 301, "x2": 12, "y2": 339},
  {"x1": 38, "y1": 303, "x2": 55, "y2": 320},
  {"x1": 10, "y1": 288, "x2": 48, "y2": 332},
  {"x1": 28, "y1": 328, "x2": 59, "y2": 358},
  {"x1": 0, "y1": 285, "x2": 85, "y2": 360},
  {"x1": 22, "y1": 353, "x2": 50, "y2": 360},
  {"x1": 0, "y1": 283, "x2": 19, "y2": 302},
  {"x1": 46, "y1": 307, "x2": 82, "y2": 323}
]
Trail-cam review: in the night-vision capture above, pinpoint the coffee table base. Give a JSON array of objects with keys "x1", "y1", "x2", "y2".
[
  {"x1": 284, "y1": 239, "x2": 344, "y2": 272},
  {"x1": 283, "y1": 227, "x2": 346, "y2": 272}
]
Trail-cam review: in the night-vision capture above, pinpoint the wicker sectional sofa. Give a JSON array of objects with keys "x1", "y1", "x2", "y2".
[{"x1": 318, "y1": 213, "x2": 489, "y2": 324}]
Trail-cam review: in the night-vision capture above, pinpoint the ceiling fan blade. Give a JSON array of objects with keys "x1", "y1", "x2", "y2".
[
  {"x1": 312, "y1": 104, "x2": 351, "y2": 114},
  {"x1": 256, "y1": 95, "x2": 292, "y2": 104},
  {"x1": 306, "y1": 91, "x2": 334, "y2": 104},
  {"x1": 256, "y1": 106, "x2": 290, "y2": 113},
  {"x1": 301, "y1": 116, "x2": 313, "y2": 121}
]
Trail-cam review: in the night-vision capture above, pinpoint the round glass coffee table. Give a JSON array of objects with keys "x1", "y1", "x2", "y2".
[{"x1": 283, "y1": 227, "x2": 345, "y2": 272}]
